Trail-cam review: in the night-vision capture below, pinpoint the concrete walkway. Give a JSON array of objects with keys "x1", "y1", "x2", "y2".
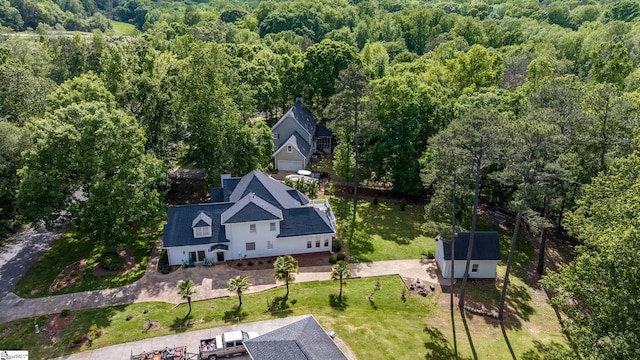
[{"x1": 0, "y1": 236, "x2": 447, "y2": 325}]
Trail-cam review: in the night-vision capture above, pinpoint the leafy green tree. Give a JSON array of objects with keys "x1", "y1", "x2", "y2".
[
  {"x1": 588, "y1": 41, "x2": 633, "y2": 87},
  {"x1": 541, "y1": 144, "x2": 640, "y2": 359},
  {"x1": 447, "y1": 44, "x2": 503, "y2": 95},
  {"x1": 495, "y1": 117, "x2": 569, "y2": 320},
  {"x1": 273, "y1": 255, "x2": 299, "y2": 297},
  {"x1": 434, "y1": 104, "x2": 504, "y2": 309},
  {"x1": 0, "y1": 121, "x2": 29, "y2": 235},
  {"x1": 368, "y1": 72, "x2": 443, "y2": 195},
  {"x1": 227, "y1": 275, "x2": 251, "y2": 308},
  {"x1": 0, "y1": 61, "x2": 55, "y2": 124},
  {"x1": 301, "y1": 39, "x2": 359, "y2": 113},
  {"x1": 325, "y1": 64, "x2": 374, "y2": 217},
  {"x1": 17, "y1": 82, "x2": 166, "y2": 244},
  {"x1": 330, "y1": 260, "x2": 351, "y2": 300},
  {"x1": 177, "y1": 279, "x2": 197, "y2": 317},
  {"x1": 332, "y1": 138, "x2": 354, "y2": 181},
  {"x1": 177, "y1": 42, "x2": 270, "y2": 185},
  {"x1": 604, "y1": 0, "x2": 640, "y2": 22},
  {"x1": 47, "y1": 73, "x2": 115, "y2": 111},
  {"x1": 0, "y1": 0, "x2": 23, "y2": 30}
]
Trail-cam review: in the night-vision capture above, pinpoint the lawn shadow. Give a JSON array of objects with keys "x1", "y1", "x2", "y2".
[
  {"x1": 501, "y1": 322, "x2": 517, "y2": 360},
  {"x1": 267, "y1": 295, "x2": 293, "y2": 318},
  {"x1": 223, "y1": 306, "x2": 248, "y2": 323},
  {"x1": 423, "y1": 325, "x2": 471, "y2": 360},
  {"x1": 520, "y1": 340, "x2": 575, "y2": 359},
  {"x1": 328, "y1": 294, "x2": 348, "y2": 309},
  {"x1": 460, "y1": 311, "x2": 478, "y2": 360},
  {"x1": 169, "y1": 315, "x2": 193, "y2": 333}
]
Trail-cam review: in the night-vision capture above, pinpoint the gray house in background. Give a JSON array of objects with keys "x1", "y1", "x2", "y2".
[
  {"x1": 271, "y1": 97, "x2": 332, "y2": 171},
  {"x1": 245, "y1": 315, "x2": 348, "y2": 360}
]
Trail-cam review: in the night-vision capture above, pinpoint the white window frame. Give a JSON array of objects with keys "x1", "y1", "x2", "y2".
[
  {"x1": 267, "y1": 240, "x2": 273, "y2": 249},
  {"x1": 307, "y1": 240, "x2": 312, "y2": 248},
  {"x1": 273, "y1": 133, "x2": 279, "y2": 139},
  {"x1": 324, "y1": 239, "x2": 329, "y2": 247},
  {"x1": 287, "y1": 145, "x2": 292, "y2": 153},
  {"x1": 246, "y1": 242, "x2": 256, "y2": 251},
  {"x1": 249, "y1": 224, "x2": 256, "y2": 233},
  {"x1": 315, "y1": 240, "x2": 320, "y2": 248},
  {"x1": 472, "y1": 264, "x2": 479, "y2": 272},
  {"x1": 270, "y1": 222, "x2": 276, "y2": 231},
  {"x1": 193, "y1": 226, "x2": 211, "y2": 238}
]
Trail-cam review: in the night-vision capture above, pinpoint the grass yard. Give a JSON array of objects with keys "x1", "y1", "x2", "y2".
[
  {"x1": 331, "y1": 196, "x2": 436, "y2": 262},
  {"x1": 0, "y1": 275, "x2": 569, "y2": 359},
  {"x1": 109, "y1": 20, "x2": 137, "y2": 35},
  {"x1": 13, "y1": 224, "x2": 161, "y2": 298}
]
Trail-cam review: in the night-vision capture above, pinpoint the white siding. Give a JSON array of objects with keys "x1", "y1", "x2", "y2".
[
  {"x1": 435, "y1": 238, "x2": 498, "y2": 279},
  {"x1": 167, "y1": 244, "x2": 216, "y2": 266},
  {"x1": 225, "y1": 220, "x2": 331, "y2": 260}
]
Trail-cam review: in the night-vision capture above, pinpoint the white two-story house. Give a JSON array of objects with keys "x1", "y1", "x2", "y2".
[{"x1": 163, "y1": 170, "x2": 337, "y2": 266}]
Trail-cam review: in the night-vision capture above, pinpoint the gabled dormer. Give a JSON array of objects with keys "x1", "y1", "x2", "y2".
[{"x1": 192, "y1": 211, "x2": 212, "y2": 238}]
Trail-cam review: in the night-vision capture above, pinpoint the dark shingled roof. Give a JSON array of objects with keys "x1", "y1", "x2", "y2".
[
  {"x1": 165, "y1": 170, "x2": 334, "y2": 250},
  {"x1": 279, "y1": 207, "x2": 333, "y2": 237},
  {"x1": 315, "y1": 123, "x2": 333, "y2": 137},
  {"x1": 221, "y1": 194, "x2": 283, "y2": 224},
  {"x1": 163, "y1": 203, "x2": 232, "y2": 247},
  {"x1": 442, "y1": 232, "x2": 502, "y2": 261},
  {"x1": 221, "y1": 178, "x2": 241, "y2": 202},
  {"x1": 274, "y1": 132, "x2": 311, "y2": 159},
  {"x1": 210, "y1": 188, "x2": 223, "y2": 203},
  {"x1": 245, "y1": 316, "x2": 347, "y2": 360},
  {"x1": 229, "y1": 170, "x2": 308, "y2": 210},
  {"x1": 289, "y1": 97, "x2": 318, "y2": 137},
  {"x1": 286, "y1": 189, "x2": 308, "y2": 205}
]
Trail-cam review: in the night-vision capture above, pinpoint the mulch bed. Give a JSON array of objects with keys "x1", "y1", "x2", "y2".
[
  {"x1": 49, "y1": 260, "x2": 87, "y2": 293},
  {"x1": 227, "y1": 252, "x2": 336, "y2": 270},
  {"x1": 43, "y1": 313, "x2": 75, "y2": 344}
]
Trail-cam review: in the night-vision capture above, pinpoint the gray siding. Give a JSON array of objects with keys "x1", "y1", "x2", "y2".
[
  {"x1": 273, "y1": 115, "x2": 310, "y2": 149},
  {"x1": 275, "y1": 149, "x2": 305, "y2": 162}
]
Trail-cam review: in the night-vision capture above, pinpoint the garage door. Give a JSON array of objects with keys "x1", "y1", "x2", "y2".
[{"x1": 277, "y1": 160, "x2": 304, "y2": 171}]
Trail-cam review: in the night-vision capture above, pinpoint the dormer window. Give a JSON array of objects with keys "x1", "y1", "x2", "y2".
[
  {"x1": 193, "y1": 226, "x2": 211, "y2": 238},
  {"x1": 192, "y1": 212, "x2": 212, "y2": 238},
  {"x1": 273, "y1": 133, "x2": 279, "y2": 139}
]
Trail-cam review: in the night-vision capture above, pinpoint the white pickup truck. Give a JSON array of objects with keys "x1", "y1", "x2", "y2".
[{"x1": 199, "y1": 330, "x2": 258, "y2": 360}]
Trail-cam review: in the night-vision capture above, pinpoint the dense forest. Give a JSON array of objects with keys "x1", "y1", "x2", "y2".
[{"x1": 2, "y1": 0, "x2": 640, "y2": 357}]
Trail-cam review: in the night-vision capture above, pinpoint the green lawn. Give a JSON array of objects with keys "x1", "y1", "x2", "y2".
[
  {"x1": 0, "y1": 275, "x2": 569, "y2": 359},
  {"x1": 331, "y1": 196, "x2": 436, "y2": 262},
  {"x1": 13, "y1": 225, "x2": 161, "y2": 298},
  {"x1": 109, "y1": 20, "x2": 137, "y2": 35}
]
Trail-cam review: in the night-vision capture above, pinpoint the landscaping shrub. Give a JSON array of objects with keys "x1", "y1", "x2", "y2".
[
  {"x1": 427, "y1": 250, "x2": 435, "y2": 259},
  {"x1": 68, "y1": 332, "x2": 85, "y2": 348},
  {"x1": 70, "y1": 270, "x2": 77, "y2": 277},
  {"x1": 61, "y1": 309, "x2": 71, "y2": 317},
  {"x1": 237, "y1": 263, "x2": 243, "y2": 267},
  {"x1": 100, "y1": 252, "x2": 126, "y2": 271},
  {"x1": 329, "y1": 255, "x2": 337, "y2": 264},
  {"x1": 337, "y1": 253, "x2": 346, "y2": 261},
  {"x1": 247, "y1": 261, "x2": 254, "y2": 266},
  {"x1": 332, "y1": 239, "x2": 342, "y2": 252}
]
